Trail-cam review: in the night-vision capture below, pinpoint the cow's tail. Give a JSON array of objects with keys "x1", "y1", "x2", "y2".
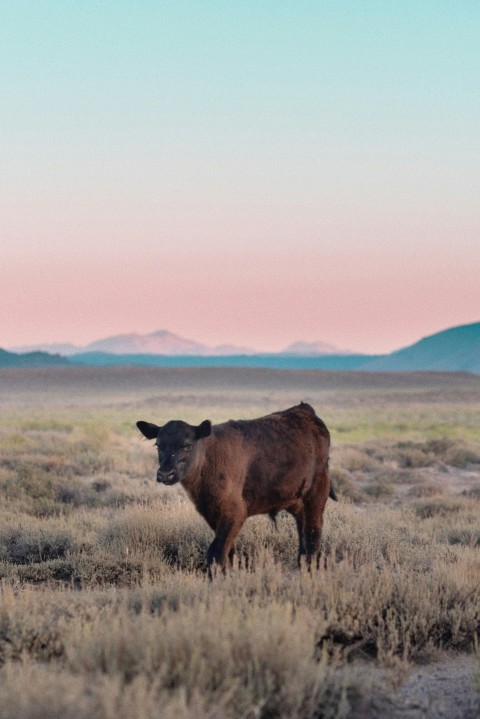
[
  {"x1": 325, "y1": 455, "x2": 337, "y2": 501},
  {"x1": 329, "y1": 482, "x2": 338, "y2": 502}
]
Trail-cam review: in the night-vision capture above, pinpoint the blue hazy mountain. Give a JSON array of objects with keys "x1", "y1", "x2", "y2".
[
  {"x1": 4, "y1": 322, "x2": 479, "y2": 373},
  {"x1": 363, "y1": 322, "x2": 480, "y2": 373},
  {"x1": 0, "y1": 348, "x2": 70, "y2": 368}
]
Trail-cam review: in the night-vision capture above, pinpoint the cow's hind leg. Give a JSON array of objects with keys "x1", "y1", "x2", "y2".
[
  {"x1": 303, "y1": 475, "x2": 329, "y2": 571},
  {"x1": 304, "y1": 517, "x2": 322, "y2": 570},
  {"x1": 286, "y1": 503, "x2": 306, "y2": 567}
]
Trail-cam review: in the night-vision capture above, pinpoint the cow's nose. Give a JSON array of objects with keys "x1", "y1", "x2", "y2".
[{"x1": 157, "y1": 468, "x2": 176, "y2": 484}]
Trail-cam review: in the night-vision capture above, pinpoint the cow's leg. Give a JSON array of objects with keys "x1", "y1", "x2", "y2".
[
  {"x1": 286, "y1": 504, "x2": 306, "y2": 567},
  {"x1": 304, "y1": 516, "x2": 322, "y2": 570},
  {"x1": 303, "y1": 476, "x2": 329, "y2": 571},
  {"x1": 207, "y1": 509, "x2": 246, "y2": 577}
]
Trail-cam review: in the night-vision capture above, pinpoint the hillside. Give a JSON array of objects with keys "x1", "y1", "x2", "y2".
[
  {"x1": 0, "y1": 348, "x2": 70, "y2": 368},
  {"x1": 363, "y1": 322, "x2": 480, "y2": 373},
  {"x1": 71, "y1": 352, "x2": 376, "y2": 370}
]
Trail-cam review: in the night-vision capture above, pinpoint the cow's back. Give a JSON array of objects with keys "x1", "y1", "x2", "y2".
[
  {"x1": 213, "y1": 403, "x2": 330, "y2": 516},
  {"x1": 222, "y1": 402, "x2": 328, "y2": 442}
]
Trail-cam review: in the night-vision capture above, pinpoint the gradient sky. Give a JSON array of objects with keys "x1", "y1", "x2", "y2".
[{"x1": 2, "y1": 1, "x2": 479, "y2": 354}]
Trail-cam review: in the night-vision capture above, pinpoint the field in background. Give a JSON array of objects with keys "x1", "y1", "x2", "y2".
[{"x1": 0, "y1": 367, "x2": 479, "y2": 719}]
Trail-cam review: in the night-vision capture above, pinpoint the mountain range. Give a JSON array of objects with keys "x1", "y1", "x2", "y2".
[
  {"x1": 11, "y1": 330, "x2": 350, "y2": 357},
  {"x1": 2, "y1": 322, "x2": 479, "y2": 373}
]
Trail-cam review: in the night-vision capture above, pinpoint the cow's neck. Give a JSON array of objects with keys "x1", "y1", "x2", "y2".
[
  {"x1": 181, "y1": 468, "x2": 203, "y2": 505},
  {"x1": 180, "y1": 438, "x2": 210, "y2": 505}
]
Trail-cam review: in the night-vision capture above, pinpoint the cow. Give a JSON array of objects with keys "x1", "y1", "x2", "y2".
[{"x1": 136, "y1": 403, "x2": 336, "y2": 573}]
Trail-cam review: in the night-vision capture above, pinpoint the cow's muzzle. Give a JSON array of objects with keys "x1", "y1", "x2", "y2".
[{"x1": 157, "y1": 469, "x2": 178, "y2": 485}]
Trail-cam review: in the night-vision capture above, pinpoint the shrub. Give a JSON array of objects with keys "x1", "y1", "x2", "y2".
[
  {"x1": 414, "y1": 497, "x2": 467, "y2": 519},
  {"x1": 440, "y1": 528, "x2": 480, "y2": 547},
  {"x1": 0, "y1": 527, "x2": 76, "y2": 565},
  {"x1": 407, "y1": 482, "x2": 442, "y2": 498},
  {"x1": 336, "y1": 447, "x2": 380, "y2": 472},
  {"x1": 461, "y1": 485, "x2": 480, "y2": 500},
  {"x1": 394, "y1": 439, "x2": 480, "y2": 470},
  {"x1": 443, "y1": 445, "x2": 480, "y2": 468},
  {"x1": 396, "y1": 446, "x2": 436, "y2": 469},
  {"x1": 362, "y1": 480, "x2": 394, "y2": 499}
]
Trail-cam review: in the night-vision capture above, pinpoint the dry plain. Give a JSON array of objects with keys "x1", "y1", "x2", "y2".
[{"x1": 0, "y1": 366, "x2": 479, "y2": 719}]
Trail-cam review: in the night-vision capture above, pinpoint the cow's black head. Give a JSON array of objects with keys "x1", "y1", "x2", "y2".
[{"x1": 136, "y1": 418, "x2": 211, "y2": 485}]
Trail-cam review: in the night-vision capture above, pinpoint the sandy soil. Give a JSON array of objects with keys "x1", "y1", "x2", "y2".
[
  {"x1": 351, "y1": 654, "x2": 480, "y2": 719},
  {"x1": 371, "y1": 463, "x2": 480, "y2": 501}
]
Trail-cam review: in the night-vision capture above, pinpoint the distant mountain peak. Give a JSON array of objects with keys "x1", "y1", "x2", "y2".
[
  {"x1": 282, "y1": 340, "x2": 351, "y2": 356},
  {"x1": 85, "y1": 330, "x2": 207, "y2": 355},
  {"x1": 149, "y1": 329, "x2": 173, "y2": 337}
]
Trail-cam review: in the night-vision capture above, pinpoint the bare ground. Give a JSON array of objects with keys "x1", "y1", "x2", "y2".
[{"x1": 351, "y1": 654, "x2": 480, "y2": 719}]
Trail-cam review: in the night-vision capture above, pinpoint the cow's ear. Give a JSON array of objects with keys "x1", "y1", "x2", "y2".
[
  {"x1": 195, "y1": 420, "x2": 212, "y2": 440},
  {"x1": 136, "y1": 421, "x2": 160, "y2": 440}
]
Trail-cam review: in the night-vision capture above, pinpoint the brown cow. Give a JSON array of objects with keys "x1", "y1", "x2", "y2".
[{"x1": 136, "y1": 403, "x2": 335, "y2": 572}]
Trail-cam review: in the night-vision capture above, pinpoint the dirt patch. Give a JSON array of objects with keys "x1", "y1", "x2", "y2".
[{"x1": 350, "y1": 654, "x2": 480, "y2": 719}]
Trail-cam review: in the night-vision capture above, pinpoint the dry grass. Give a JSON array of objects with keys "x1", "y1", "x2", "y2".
[{"x1": 0, "y1": 367, "x2": 479, "y2": 718}]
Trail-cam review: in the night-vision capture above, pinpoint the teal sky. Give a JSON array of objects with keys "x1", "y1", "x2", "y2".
[{"x1": 2, "y1": 1, "x2": 479, "y2": 353}]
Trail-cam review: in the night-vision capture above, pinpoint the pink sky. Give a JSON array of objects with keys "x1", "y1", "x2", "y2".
[
  {"x1": 3, "y1": 208, "x2": 478, "y2": 353},
  {"x1": 2, "y1": 3, "x2": 479, "y2": 355}
]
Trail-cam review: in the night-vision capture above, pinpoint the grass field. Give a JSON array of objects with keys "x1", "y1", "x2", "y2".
[{"x1": 0, "y1": 367, "x2": 479, "y2": 718}]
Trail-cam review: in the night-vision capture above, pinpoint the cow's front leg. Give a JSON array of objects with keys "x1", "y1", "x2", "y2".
[{"x1": 207, "y1": 509, "x2": 246, "y2": 577}]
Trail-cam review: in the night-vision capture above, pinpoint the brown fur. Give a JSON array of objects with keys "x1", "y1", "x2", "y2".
[{"x1": 137, "y1": 403, "x2": 333, "y2": 573}]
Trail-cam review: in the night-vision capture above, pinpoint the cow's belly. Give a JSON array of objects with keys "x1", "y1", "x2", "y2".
[{"x1": 242, "y1": 468, "x2": 312, "y2": 516}]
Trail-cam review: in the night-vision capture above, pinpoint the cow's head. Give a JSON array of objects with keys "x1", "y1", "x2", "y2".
[{"x1": 136, "y1": 419, "x2": 211, "y2": 485}]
